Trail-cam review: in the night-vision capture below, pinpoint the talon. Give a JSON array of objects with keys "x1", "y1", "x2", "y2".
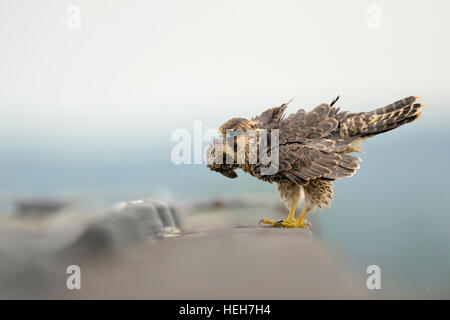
[
  {"x1": 305, "y1": 220, "x2": 312, "y2": 229},
  {"x1": 259, "y1": 218, "x2": 308, "y2": 229},
  {"x1": 259, "y1": 218, "x2": 277, "y2": 227}
]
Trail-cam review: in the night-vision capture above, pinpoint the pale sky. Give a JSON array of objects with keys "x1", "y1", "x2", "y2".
[{"x1": 0, "y1": 0, "x2": 449, "y2": 148}]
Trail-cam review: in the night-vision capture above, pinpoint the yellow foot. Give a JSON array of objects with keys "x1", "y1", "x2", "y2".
[{"x1": 259, "y1": 218, "x2": 310, "y2": 228}]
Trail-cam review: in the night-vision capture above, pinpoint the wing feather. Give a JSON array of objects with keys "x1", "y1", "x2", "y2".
[{"x1": 276, "y1": 144, "x2": 360, "y2": 185}]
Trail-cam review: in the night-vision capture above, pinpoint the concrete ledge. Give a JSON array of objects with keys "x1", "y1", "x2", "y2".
[
  {"x1": 69, "y1": 226, "x2": 365, "y2": 299},
  {"x1": 0, "y1": 201, "x2": 365, "y2": 299}
]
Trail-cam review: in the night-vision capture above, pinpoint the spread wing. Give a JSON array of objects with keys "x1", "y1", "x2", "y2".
[
  {"x1": 253, "y1": 102, "x2": 361, "y2": 185},
  {"x1": 279, "y1": 103, "x2": 340, "y2": 144},
  {"x1": 267, "y1": 96, "x2": 421, "y2": 185},
  {"x1": 277, "y1": 144, "x2": 360, "y2": 185},
  {"x1": 251, "y1": 101, "x2": 290, "y2": 129}
]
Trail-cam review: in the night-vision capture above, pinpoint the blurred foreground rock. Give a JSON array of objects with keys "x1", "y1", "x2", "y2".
[
  {"x1": 0, "y1": 198, "x2": 183, "y2": 298},
  {"x1": 65, "y1": 199, "x2": 182, "y2": 257}
]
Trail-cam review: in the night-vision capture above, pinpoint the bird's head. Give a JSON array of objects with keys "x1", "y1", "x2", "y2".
[
  {"x1": 207, "y1": 117, "x2": 258, "y2": 179},
  {"x1": 206, "y1": 137, "x2": 238, "y2": 179},
  {"x1": 218, "y1": 117, "x2": 256, "y2": 135}
]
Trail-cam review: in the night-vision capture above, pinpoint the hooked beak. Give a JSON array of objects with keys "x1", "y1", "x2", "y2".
[{"x1": 220, "y1": 170, "x2": 238, "y2": 179}]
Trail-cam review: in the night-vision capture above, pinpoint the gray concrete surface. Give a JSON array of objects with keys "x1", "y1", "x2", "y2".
[
  {"x1": 68, "y1": 226, "x2": 365, "y2": 299},
  {"x1": 0, "y1": 199, "x2": 366, "y2": 299}
]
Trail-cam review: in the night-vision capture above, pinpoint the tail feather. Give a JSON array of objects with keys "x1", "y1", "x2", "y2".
[
  {"x1": 339, "y1": 96, "x2": 424, "y2": 138},
  {"x1": 367, "y1": 96, "x2": 420, "y2": 116}
]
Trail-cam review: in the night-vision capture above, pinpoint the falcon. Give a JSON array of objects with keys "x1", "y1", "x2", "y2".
[{"x1": 206, "y1": 96, "x2": 425, "y2": 228}]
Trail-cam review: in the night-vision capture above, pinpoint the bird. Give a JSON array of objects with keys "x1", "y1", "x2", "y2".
[{"x1": 206, "y1": 95, "x2": 425, "y2": 228}]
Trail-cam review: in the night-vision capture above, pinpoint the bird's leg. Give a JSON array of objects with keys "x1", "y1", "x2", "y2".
[
  {"x1": 260, "y1": 202, "x2": 298, "y2": 227},
  {"x1": 275, "y1": 206, "x2": 310, "y2": 228},
  {"x1": 294, "y1": 208, "x2": 310, "y2": 228},
  {"x1": 286, "y1": 203, "x2": 296, "y2": 221},
  {"x1": 260, "y1": 205, "x2": 311, "y2": 228}
]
